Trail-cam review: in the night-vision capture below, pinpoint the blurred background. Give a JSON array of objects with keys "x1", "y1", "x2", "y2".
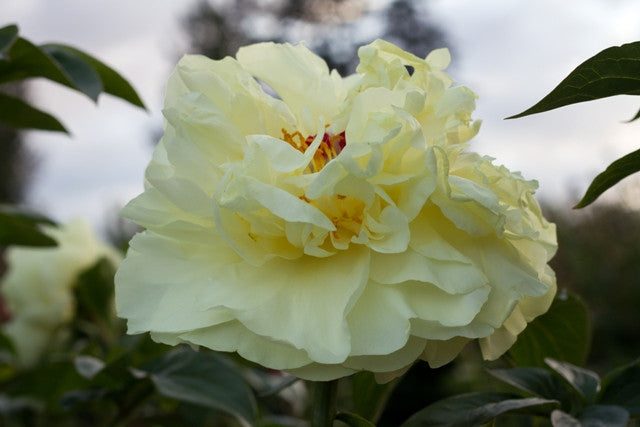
[{"x1": 2, "y1": 0, "x2": 640, "y2": 415}]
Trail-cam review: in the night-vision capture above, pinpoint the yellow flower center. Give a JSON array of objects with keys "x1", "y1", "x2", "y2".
[{"x1": 281, "y1": 127, "x2": 346, "y2": 172}]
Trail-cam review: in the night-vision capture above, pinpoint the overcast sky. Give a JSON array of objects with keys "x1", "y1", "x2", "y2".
[{"x1": 3, "y1": 0, "x2": 640, "y2": 233}]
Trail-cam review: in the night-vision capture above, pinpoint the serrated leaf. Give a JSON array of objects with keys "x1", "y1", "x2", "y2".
[
  {"x1": 351, "y1": 371, "x2": 397, "y2": 422},
  {"x1": 0, "y1": 91, "x2": 67, "y2": 132},
  {"x1": 400, "y1": 392, "x2": 558, "y2": 427},
  {"x1": 508, "y1": 41, "x2": 640, "y2": 118},
  {"x1": 545, "y1": 358, "x2": 600, "y2": 404},
  {"x1": 0, "y1": 210, "x2": 58, "y2": 247},
  {"x1": 508, "y1": 291, "x2": 590, "y2": 368},
  {"x1": 574, "y1": 147, "x2": 640, "y2": 208},
  {"x1": 0, "y1": 24, "x2": 18, "y2": 58},
  {"x1": 487, "y1": 367, "x2": 572, "y2": 405},
  {"x1": 599, "y1": 357, "x2": 640, "y2": 416},
  {"x1": 142, "y1": 347, "x2": 256, "y2": 426},
  {"x1": 44, "y1": 44, "x2": 146, "y2": 109},
  {"x1": 579, "y1": 405, "x2": 629, "y2": 427},
  {"x1": 335, "y1": 411, "x2": 376, "y2": 427},
  {"x1": 41, "y1": 44, "x2": 103, "y2": 101}
]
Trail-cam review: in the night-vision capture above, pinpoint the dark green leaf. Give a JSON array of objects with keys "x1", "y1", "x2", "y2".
[
  {"x1": 579, "y1": 405, "x2": 629, "y2": 427},
  {"x1": 0, "y1": 37, "x2": 74, "y2": 87},
  {"x1": 0, "y1": 24, "x2": 18, "y2": 58},
  {"x1": 142, "y1": 347, "x2": 257, "y2": 425},
  {"x1": 599, "y1": 357, "x2": 640, "y2": 416},
  {"x1": 574, "y1": 147, "x2": 640, "y2": 208},
  {"x1": 508, "y1": 290, "x2": 590, "y2": 368},
  {"x1": 41, "y1": 44, "x2": 103, "y2": 101},
  {"x1": 545, "y1": 358, "x2": 600, "y2": 404},
  {"x1": 351, "y1": 371, "x2": 397, "y2": 422},
  {"x1": 400, "y1": 392, "x2": 558, "y2": 427},
  {"x1": 43, "y1": 44, "x2": 146, "y2": 109},
  {"x1": 73, "y1": 257, "x2": 117, "y2": 326},
  {"x1": 335, "y1": 411, "x2": 376, "y2": 427},
  {"x1": 625, "y1": 106, "x2": 640, "y2": 122},
  {"x1": 0, "y1": 210, "x2": 57, "y2": 247},
  {"x1": 487, "y1": 367, "x2": 572, "y2": 404},
  {"x1": 551, "y1": 409, "x2": 580, "y2": 427},
  {"x1": 2, "y1": 361, "x2": 84, "y2": 406},
  {"x1": 508, "y1": 41, "x2": 640, "y2": 118},
  {"x1": 0, "y1": 330, "x2": 16, "y2": 355},
  {"x1": 0, "y1": 92, "x2": 67, "y2": 132}
]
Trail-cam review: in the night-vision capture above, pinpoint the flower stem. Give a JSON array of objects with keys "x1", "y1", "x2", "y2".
[{"x1": 310, "y1": 379, "x2": 339, "y2": 427}]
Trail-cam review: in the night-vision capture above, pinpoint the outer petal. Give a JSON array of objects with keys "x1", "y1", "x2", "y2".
[{"x1": 198, "y1": 246, "x2": 371, "y2": 364}]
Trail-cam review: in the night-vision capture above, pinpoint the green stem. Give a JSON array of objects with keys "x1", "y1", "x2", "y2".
[{"x1": 310, "y1": 379, "x2": 339, "y2": 427}]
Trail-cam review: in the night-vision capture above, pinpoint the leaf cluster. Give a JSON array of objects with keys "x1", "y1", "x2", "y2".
[{"x1": 509, "y1": 41, "x2": 640, "y2": 208}]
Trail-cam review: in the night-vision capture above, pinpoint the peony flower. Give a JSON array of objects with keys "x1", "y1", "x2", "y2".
[
  {"x1": 1, "y1": 219, "x2": 121, "y2": 367},
  {"x1": 115, "y1": 40, "x2": 557, "y2": 381}
]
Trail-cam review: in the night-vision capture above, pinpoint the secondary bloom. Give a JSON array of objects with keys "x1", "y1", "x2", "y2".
[
  {"x1": 1, "y1": 220, "x2": 121, "y2": 367},
  {"x1": 115, "y1": 39, "x2": 557, "y2": 381}
]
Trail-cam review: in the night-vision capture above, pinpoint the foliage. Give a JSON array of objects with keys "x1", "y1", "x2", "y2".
[
  {"x1": 0, "y1": 23, "x2": 145, "y2": 250},
  {"x1": 509, "y1": 41, "x2": 640, "y2": 208}
]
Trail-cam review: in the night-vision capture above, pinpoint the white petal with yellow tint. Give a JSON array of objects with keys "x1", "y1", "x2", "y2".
[{"x1": 198, "y1": 246, "x2": 370, "y2": 364}]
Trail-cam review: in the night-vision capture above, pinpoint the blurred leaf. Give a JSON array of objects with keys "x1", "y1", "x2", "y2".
[
  {"x1": 335, "y1": 411, "x2": 376, "y2": 427},
  {"x1": 41, "y1": 44, "x2": 103, "y2": 101},
  {"x1": 599, "y1": 357, "x2": 640, "y2": 416},
  {"x1": 0, "y1": 330, "x2": 16, "y2": 355},
  {"x1": 0, "y1": 92, "x2": 67, "y2": 132},
  {"x1": 508, "y1": 41, "x2": 640, "y2": 118},
  {"x1": 545, "y1": 358, "x2": 600, "y2": 404},
  {"x1": 551, "y1": 409, "x2": 580, "y2": 427},
  {"x1": 2, "y1": 361, "x2": 84, "y2": 406},
  {"x1": 74, "y1": 355, "x2": 105, "y2": 380},
  {"x1": 579, "y1": 405, "x2": 629, "y2": 427},
  {"x1": 0, "y1": 37, "x2": 74, "y2": 87},
  {"x1": 73, "y1": 257, "x2": 117, "y2": 326},
  {"x1": 0, "y1": 24, "x2": 18, "y2": 58},
  {"x1": 351, "y1": 371, "x2": 397, "y2": 422},
  {"x1": 574, "y1": 147, "x2": 640, "y2": 208},
  {"x1": 400, "y1": 392, "x2": 558, "y2": 427},
  {"x1": 142, "y1": 347, "x2": 257, "y2": 425},
  {"x1": 0, "y1": 210, "x2": 57, "y2": 247},
  {"x1": 508, "y1": 291, "x2": 590, "y2": 368},
  {"x1": 487, "y1": 367, "x2": 572, "y2": 405},
  {"x1": 43, "y1": 44, "x2": 146, "y2": 109}
]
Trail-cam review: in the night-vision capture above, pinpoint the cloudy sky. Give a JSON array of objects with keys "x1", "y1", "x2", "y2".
[{"x1": 3, "y1": 0, "x2": 640, "y2": 233}]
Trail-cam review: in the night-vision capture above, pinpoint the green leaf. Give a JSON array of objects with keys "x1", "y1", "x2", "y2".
[
  {"x1": 573, "y1": 147, "x2": 640, "y2": 208},
  {"x1": 487, "y1": 367, "x2": 572, "y2": 405},
  {"x1": 508, "y1": 290, "x2": 590, "y2": 368},
  {"x1": 142, "y1": 347, "x2": 257, "y2": 426},
  {"x1": 351, "y1": 371, "x2": 397, "y2": 422},
  {"x1": 43, "y1": 44, "x2": 146, "y2": 109},
  {"x1": 624, "y1": 106, "x2": 640, "y2": 122},
  {"x1": 0, "y1": 92, "x2": 68, "y2": 132},
  {"x1": 73, "y1": 257, "x2": 117, "y2": 326},
  {"x1": 508, "y1": 41, "x2": 640, "y2": 118},
  {"x1": 551, "y1": 409, "x2": 580, "y2": 427},
  {"x1": 0, "y1": 37, "x2": 75, "y2": 87},
  {"x1": 0, "y1": 210, "x2": 57, "y2": 247},
  {"x1": 335, "y1": 411, "x2": 376, "y2": 427},
  {"x1": 579, "y1": 405, "x2": 629, "y2": 427},
  {"x1": 599, "y1": 357, "x2": 640, "y2": 416},
  {"x1": 400, "y1": 392, "x2": 558, "y2": 427},
  {"x1": 0, "y1": 24, "x2": 18, "y2": 58},
  {"x1": 545, "y1": 358, "x2": 600, "y2": 404},
  {"x1": 41, "y1": 44, "x2": 103, "y2": 101},
  {"x1": 0, "y1": 330, "x2": 16, "y2": 356}
]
